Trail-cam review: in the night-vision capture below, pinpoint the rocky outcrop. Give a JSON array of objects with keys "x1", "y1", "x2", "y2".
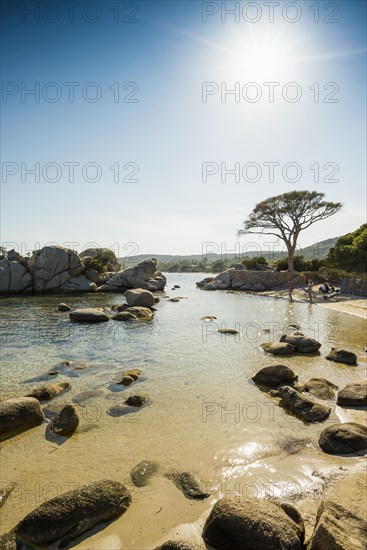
[
  {"x1": 252, "y1": 365, "x2": 298, "y2": 387},
  {"x1": 0, "y1": 259, "x2": 32, "y2": 294},
  {"x1": 0, "y1": 397, "x2": 44, "y2": 435},
  {"x1": 319, "y1": 423, "x2": 367, "y2": 455},
  {"x1": 165, "y1": 471, "x2": 210, "y2": 500},
  {"x1": 26, "y1": 382, "x2": 70, "y2": 401},
  {"x1": 125, "y1": 288, "x2": 155, "y2": 307},
  {"x1": 336, "y1": 381, "x2": 367, "y2": 407},
  {"x1": 48, "y1": 404, "x2": 79, "y2": 435},
  {"x1": 130, "y1": 460, "x2": 159, "y2": 487},
  {"x1": 197, "y1": 269, "x2": 309, "y2": 291},
  {"x1": 80, "y1": 248, "x2": 121, "y2": 273},
  {"x1": 326, "y1": 348, "x2": 357, "y2": 365},
  {"x1": 69, "y1": 308, "x2": 110, "y2": 323},
  {"x1": 308, "y1": 500, "x2": 367, "y2": 550},
  {"x1": 29, "y1": 246, "x2": 84, "y2": 292},
  {"x1": 97, "y1": 258, "x2": 166, "y2": 292},
  {"x1": 271, "y1": 385, "x2": 331, "y2": 423},
  {"x1": 260, "y1": 342, "x2": 295, "y2": 355},
  {"x1": 15, "y1": 480, "x2": 131, "y2": 547},
  {"x1": 0, "y1": 247, "x2": 166, "y2": 294},
  {"x1": 202, "y1": 497, "x2": 305, "y2": 550}
]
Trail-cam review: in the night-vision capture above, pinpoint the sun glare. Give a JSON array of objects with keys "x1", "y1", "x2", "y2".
[{"x1": 244, "y1": 44, "x2": 285, "y2": 78}]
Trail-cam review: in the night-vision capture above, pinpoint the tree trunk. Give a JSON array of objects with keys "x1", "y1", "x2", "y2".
[{"x1": 287, "y1": 246, "x2": 295, "y2": 272}]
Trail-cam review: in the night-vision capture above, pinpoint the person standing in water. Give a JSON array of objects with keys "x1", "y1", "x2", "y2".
[
  {"x1": 306, "y1": 279, "x2": 314, "y2": 303},
  {"x1": 288, "y1": 280, "x2": 294, "y2": 302}
]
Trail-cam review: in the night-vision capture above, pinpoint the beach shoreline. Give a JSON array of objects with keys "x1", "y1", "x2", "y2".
[{"x1": 256, "y1": 287, "x2": 367, "y2": 320}]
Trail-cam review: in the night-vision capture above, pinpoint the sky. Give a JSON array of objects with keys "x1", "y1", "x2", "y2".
[{"x1": 1, "y1": 0, "x2": 366, "y2": 259}]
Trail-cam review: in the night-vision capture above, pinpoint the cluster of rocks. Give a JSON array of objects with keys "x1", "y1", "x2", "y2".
[
  {"x1": 0, "y1": 246, "x2": 166, "y2": 294},
  {"x1": 0, "y1": 359, "x2": 154, "y2": 440},
  {"x1": 260, "y1": 332, "x2": 357, "y2": 365},
  {"x1": 2, "y1": 486, "x2": 366, "y2": 549},
  {"x1": 251, "y1": 360, "x2": 367, "y2": 452}
]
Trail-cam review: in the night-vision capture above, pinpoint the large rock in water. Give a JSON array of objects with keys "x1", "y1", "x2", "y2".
[
  {"x1": 202, "y1": 497, "x2": 305, "y2": 550},
  {"x1": 15, "y1": 480, "x2": 131, "y2": 547},
  {"x1": 125, "y1": 288, "x2": 155, "y2": 307},
  {"x1": 48, "y1": 404, "x2": 79, "y2": 435},
  {"x1": 252, "y1": 365, "x2": 298, "y2": 387},
  {"x1": 325, "y1": 348, "x2": 357, "y2": 365},
  {"x1": 130, "y1": 460, "x2": 158, "y2": 487},
  {"x1": 260, "y1": 342, "x2": 295, "y2": 355},
  {"x1": 301, "y1": 378, "x2": 338, "y2": 399},
  {"x1": 0, "y1": 259, "x2": 32, "y2": 294},
  {"x1": 281, "y1": 335, "x2": 321, "y2": 353},
  {"x1": 308, "y1": 500, "x2": 367, "y2": 550},
  {"x1": 318, "y1": 423, "x2": 367, "y2": 455},
  {"x1": 336, "y1": 381, "x2": 367, "y2": 406},
  {"x1": 28, "y1": 246, "x2": 86, "y2": 292},
  {"x1": 98, "y1": 259, "x2": 166, "y2": 292},
  {"x1": 69, "y1": 308, "x2": 110, "y2": 323},
  {"x1": 271, "y1": 385, "x2": 331, "y2": 423},
  {"x1": 26, "y1": 382, "x2": 70, "y2": 401},
  {"x1": 0, "y1": 397, "x2": 44, "y2": 435}
]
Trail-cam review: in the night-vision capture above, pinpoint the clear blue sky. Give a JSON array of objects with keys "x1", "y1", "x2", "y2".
[{"x1": 1, "y1": 0, "x2": 366, "y2": 257}]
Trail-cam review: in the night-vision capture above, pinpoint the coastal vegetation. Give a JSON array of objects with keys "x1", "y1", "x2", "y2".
[{"x1": 237, "y1": 190, "x2": 343, "y2": 272}]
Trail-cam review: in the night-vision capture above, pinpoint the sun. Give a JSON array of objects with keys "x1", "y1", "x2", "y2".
[{"x1": 244, "y1": 44, "x2": 285, "y2": 78}]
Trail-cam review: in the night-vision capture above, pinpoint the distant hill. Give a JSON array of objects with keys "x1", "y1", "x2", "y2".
[{"x1": 120, "y1": 237, "x2": 339, "y2": 266}]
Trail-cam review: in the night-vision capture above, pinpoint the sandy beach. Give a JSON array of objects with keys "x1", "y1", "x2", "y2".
[{"x1": 259, "y1": 287, "x2": 367, "y2": 320}]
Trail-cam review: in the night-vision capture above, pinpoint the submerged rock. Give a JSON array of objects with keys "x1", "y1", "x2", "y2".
[
  {"x1": 309, "y1": 500, "x2": 367, "y2": 550},
  {"x1": 72, "y1": 389, "x2": 105, "y2": 404},
  {"x1": 165, "y1": 471, "x2": 210, "y2": 500},
  {"x1": 202, "y1": 497, "x2": 304, "y2": 550},
  {"x1": 69, "y1": 308, "x2": 110, "y2": 323},
  {"x1": 318, "y1": 423, "x2": 367, "y2": 455},
  {"x1": 26, "y1": 381, "x2": 70, "y2": 401},
  {"x1": 260, "y1": 342, "x2": 294, "y2": 355},
  {"x1": 271, "y1": 385, "x2": 331, "y2": 423},
  {"x1": 58, "y1": 303, "x2": 71, "y2": 312},
  {"x1": 336, "y1": 381, "x2": 367, "y2": 407},
  {"x1": 252, "y1": 365, "x2": 297, "y2": 387},
  {"x1": 0, "y1": 397, "x2": 44, "y2": 435},
  {"x1": 302, "y1": 378, "x2": 338, "y2": 399},
  {"x1": 15, "y1": 480, "x2": 131, "y2": 547},
  {"x1": 218, "y1": 328, "x2": 238, "y2": 335},
  {"x1": 130, "y1": 460, "x2": 159, "y2": 487},
  {"x1": 48, "y1": 404, "x2": 79, "y2": 436},
  {"x1": 326, "y1": 348, "x2": 357, "y2": 365},
  {"x1": 112, "y1": 306, "x2": 153, "y2": 321}
]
